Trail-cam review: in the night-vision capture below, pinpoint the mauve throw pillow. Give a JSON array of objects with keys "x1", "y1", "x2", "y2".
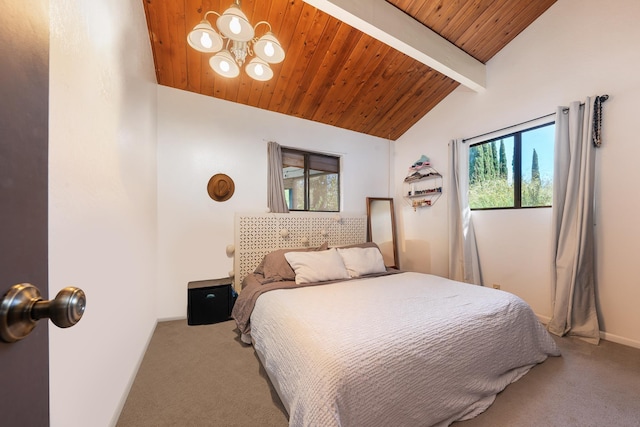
[{"x1": 258, "y1": 242, "x2": 329, "y2": 283}]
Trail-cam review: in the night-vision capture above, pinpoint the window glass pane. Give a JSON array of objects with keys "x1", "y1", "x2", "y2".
[
  {"x1": 469, "y1": 136, "x2": 515, "y2": 209},
  {"x1": 282, "y1": 151, "x2": 304, "y2": 168},
  {"x1": 284, "y1": 188, "x2": 292, "y2": 210},
  {"x1": 309, "y1": 154, "x2": 339, "y2": 173},
  {"x1": 281, "y1": 148, "x2": 340, "y2": 212},
  {"x1": 468, "y1": 121, "x2": 554, "y2": 210},
  {"x1": 283, "y1": 166, "x2": 305, "y2": 210},
  {"x1": 521, "y1": 124, "x2": 554, "y2": 207},
  {"x1": 309, "y1": 169, "x2": 339, "y2": 212}
]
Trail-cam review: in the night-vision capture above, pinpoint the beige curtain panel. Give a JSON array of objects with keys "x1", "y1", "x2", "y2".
[
  {"x1": 547, "y1": 97, "x2": 603, "y2": 344},
  {"x1": 267, "y1": 141, "x2": 289, "y2": 214}
]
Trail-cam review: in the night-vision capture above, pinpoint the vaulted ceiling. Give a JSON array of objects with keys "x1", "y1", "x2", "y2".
[{"x1": 142, "y1": 0, "x2": 556, "y2": 140}]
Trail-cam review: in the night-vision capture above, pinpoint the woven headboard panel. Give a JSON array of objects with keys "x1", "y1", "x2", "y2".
[{"x1": 234, "y1": 212, "x2": 367, "y2": 289}]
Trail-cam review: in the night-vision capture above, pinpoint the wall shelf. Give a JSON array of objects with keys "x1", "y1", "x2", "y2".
[{"x1": 403, "y1": 166, "x2": 443, "y2": 210}]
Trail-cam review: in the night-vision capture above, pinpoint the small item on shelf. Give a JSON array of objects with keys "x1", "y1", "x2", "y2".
[
  {"x1": 404, "y1": 168, "x2": 442, "y2": 183},
  {"x1": 412, "y1": 199, "x2": 432, "y2": 210},
  {"x1": 410, "y1": 154, "x2": 430, "y2": 170},
  {"x1": 412, "y1": 186, "x2": 442, "y2": 196}
]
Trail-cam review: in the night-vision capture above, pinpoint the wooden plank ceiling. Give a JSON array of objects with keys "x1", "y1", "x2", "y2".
[{"x1": 143, "y1": 0, "x2": 556, "y2": 140}]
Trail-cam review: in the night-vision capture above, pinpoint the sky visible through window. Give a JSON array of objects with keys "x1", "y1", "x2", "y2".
[{"x1": 500, "y1": 123, "x2": 554, "y2": 184}]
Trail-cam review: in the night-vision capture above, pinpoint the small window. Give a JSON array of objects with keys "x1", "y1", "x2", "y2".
[
  {"x1": 282, "y1": 148, "x2": 340, "y2": 212},
  {"x1": 469, "y1": 122, "x2": 555, "y2": 210}
]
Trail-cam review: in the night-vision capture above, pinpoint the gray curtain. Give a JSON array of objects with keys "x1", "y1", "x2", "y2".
[
  {"x1": 547, "y1": 98, "x2": 600, "y2": 344},
  {"x1": 267, "y1": 141, "x2": 289, "y2": 213},
  {"x1": 448, "y1": 139, "x2": 483, "y2": 285}
]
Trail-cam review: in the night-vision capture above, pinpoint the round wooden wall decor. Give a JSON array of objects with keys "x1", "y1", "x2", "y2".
[{"x1": 207, "y1": 173, "x2": 235, "y2": 202}]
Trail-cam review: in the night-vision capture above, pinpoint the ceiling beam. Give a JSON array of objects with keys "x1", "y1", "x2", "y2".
[{"x1": 303, "y1": 0, "x2": 486, "y2": 92}]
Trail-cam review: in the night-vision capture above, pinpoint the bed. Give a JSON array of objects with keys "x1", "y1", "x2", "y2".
[{"x1": 232, "y1": 244, "x2": 560, "y2": 427}]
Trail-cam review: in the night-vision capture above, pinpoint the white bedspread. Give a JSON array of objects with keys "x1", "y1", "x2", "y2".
[{"x1": 250, "y1": 272, "x2": 560, "y2": 427}]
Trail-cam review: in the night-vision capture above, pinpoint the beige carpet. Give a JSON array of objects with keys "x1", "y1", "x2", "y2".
[{"x1": 117, "y1": 319, "x2": 640, "y2": 427}]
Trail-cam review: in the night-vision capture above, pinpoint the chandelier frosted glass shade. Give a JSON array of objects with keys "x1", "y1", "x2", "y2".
[
  {"x1": 216, "y1": 4, "x2": 254, "y2": 42},
  {"x1": 187, "y1": 20, "x2": 224, "y2": 53},
  {"x1": 245, "y1": 58, "x2": 273, "y2": 81},
  {"x1": 187, "y1": 1, "x2": 285, "y2": 81},
  {"x1": 209, "y1": 50, "x2": 240, "y2": 78},
  {"x1": 254, "y1": 32, "x2": 285, "y2": 64}
]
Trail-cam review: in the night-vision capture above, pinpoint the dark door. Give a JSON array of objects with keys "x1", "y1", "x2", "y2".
[{"x1": 0, "y1": 0, "x2": 50, "y2": 425}]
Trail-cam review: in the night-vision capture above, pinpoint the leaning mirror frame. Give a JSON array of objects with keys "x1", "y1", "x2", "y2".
[{"x1": 366, "y1": 197, "x2": 399, "y2": 270}]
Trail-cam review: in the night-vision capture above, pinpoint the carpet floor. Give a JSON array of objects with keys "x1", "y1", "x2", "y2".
[{"x1": 117, "y1": 319, "x2": 640, "y2": 427}]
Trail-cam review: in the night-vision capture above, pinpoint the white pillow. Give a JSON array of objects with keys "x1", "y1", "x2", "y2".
[
  {"x1": 284, "y1": 248, "x2": 350, "y2": 284},
  {"x1": 336, "y1": 247, "x2": 387, "y2": 277}
]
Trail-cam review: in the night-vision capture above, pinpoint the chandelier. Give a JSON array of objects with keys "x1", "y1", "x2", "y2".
[{"x1": 187, "y1": 0, "x2": 285, "y2": 81}]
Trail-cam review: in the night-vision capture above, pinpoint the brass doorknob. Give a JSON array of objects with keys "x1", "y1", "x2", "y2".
[{"x1": 0, "y1": 284, "x2": 86, "y2": 343}]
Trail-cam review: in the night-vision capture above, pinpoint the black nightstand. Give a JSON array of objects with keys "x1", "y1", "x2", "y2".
[{"x1": 187, "y1": 278, "x2": 236, "y2": 325}]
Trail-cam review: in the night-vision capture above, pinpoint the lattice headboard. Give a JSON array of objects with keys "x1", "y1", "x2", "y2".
[{"x1": 234, "y1": 212, "x2": 367, "y2": 289}]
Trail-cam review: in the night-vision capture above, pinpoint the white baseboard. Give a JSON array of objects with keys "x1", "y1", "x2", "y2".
[
  {"x1": 535, "y1": 312, "x2": 640, "y2": 350},
  {"x1": 109, "y1": 319, "x2": 158, "y2": 427},
  {"x1": 157, "y1": 315, "x2": 187, "y2": 322},
  {"x1": 535, "y1": 313, "x2": 551, "y2": 325},
  {"x1": 600, "y1": 331, "x2": 640, "y2": 350}
]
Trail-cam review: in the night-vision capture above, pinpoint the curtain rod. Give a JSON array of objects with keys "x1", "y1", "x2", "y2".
[
  {"x1": 462, "y1": 112, "x2": 555, "y2": 142},
  {"x1": 463, "y1": 95, "x2": 609, "y2": 143}
]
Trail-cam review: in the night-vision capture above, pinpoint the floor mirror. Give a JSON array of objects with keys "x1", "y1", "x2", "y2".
[{"x1": 366, "y1": 197, "x2": 399, "y2": 269}]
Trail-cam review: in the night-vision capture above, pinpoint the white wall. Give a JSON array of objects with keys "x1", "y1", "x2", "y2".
[
  {"x1": 157, "y1": 86, "x2": 391, "y2": 319},
  {"x1": 49, "y1": 0, "x2": 158, "y2": 426},
  {"x1": 45, "y1": 2, "x2": 640, "y2": 426},
  {"x1": 394, "y1": 0, "x2": 640, "y2": 347}
]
